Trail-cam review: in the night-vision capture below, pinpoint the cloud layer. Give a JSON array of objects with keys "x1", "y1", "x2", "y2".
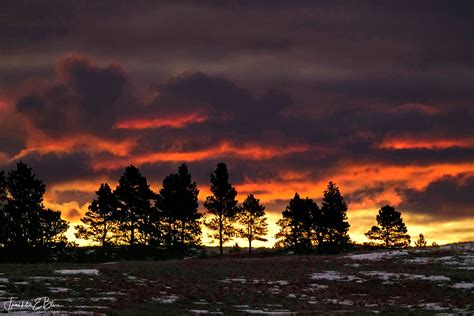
[{"x1": 1, "y1": 1, "x2": 474, "y2": 244}]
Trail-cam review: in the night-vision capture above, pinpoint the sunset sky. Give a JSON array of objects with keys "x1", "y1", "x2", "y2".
[{"x1": 1, "y1": 1, "x2": 473, "y2": 246}]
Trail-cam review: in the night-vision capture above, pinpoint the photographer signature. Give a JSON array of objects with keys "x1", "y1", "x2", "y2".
[{"x1": 3, "y1": 297, "x2": 61, "y2": 312}]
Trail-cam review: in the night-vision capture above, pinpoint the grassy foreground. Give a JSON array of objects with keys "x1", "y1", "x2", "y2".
[{"x1": 0, "y1": 244, "x2": 473, "y2": 315}]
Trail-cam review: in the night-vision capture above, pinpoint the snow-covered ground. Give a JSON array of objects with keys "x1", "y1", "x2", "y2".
[{"x1": 0, "y1": 242, "x2": 472, "y2": 314}]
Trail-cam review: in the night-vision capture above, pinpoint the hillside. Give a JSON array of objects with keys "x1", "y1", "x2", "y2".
[{"x1": 0, "y1": 243, "x2": 473, "y2": 314}]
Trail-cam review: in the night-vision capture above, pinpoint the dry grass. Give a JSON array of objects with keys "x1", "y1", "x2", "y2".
[{"x1": 0, "y1": 244, "x2": 473, "y2": 315}]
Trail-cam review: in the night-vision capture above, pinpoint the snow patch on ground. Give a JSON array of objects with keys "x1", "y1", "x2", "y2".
[
  {"x1": 359, "y1": 271, "x2": 450, "y2": 282},
  {"x1": 30, "y1": 276, "x2": 67, "y2": 281},
  {"x1": 346, "y1": 250, "x2": 408, "y2": 261},
  {"x1": 220, "y1": 277, "x2": 247, "y2": 283},
  {"x1": 308, "y1": 283, "x2": 329, "y2": 290},
  {"x1": 404, "y1": 257, "x2": 430, "y2": 264},
  {"x1": 418, "y1": 303, "x2": 448, "y2": 311},
  {"x1": 323, "y1": 299, "x2": 354, "y2": 306},
  {"x1": 49, "y1": 287, "x2": 72, "y2": 293},
  {"x1": 189, "y1": 310, "x2": 223, "y2": 314},
  {"x1": 55, "y1": 269, "x2": 99, "y2": 276},
  {"x1": 99, "y1": 291, "x2": 126, "y2": 296},
  {"x1": 237, "y1": 309, "x2": 295, "y2": 315},
  {"x1": 405, "y1": 254, "x2": 474, "y2": 267},
  {"x1": 310, "y1": 271, "x2": 364, "y2": 282},
  {"x1": 452, "y1": 282, "x2": 474, "y2": 290},
  {"x1": 152, "y1": 294, "x2": 179, "y2": 304},
  {"x1": 72, "y1": 305, "x2": 109, "y2": 309},
  {"x1": 457, "y1": 266, "x2": 474, "y2": 270},
  {"x1": 90, "y1": 297, "x2": 117, "y2": 302},
  {"x1": 267, "y1": 280, "x2": 289, "y2": 286},
  {"x1": 439, "y1": 242, "x2": 474, "y2": 252}
]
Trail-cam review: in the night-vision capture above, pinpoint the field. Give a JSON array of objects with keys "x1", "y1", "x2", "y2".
[{"x1": 0, "y1": 244, "x2": 473, "y2": 315}]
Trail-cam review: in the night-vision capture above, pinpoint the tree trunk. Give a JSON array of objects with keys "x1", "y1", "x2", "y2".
[
  {"x1": 167, "y1": 221, "x2": 172, "y2": 247},
  {"x1": 102, "y1": 221, "x2": 107, "y2": 252},
  {"x1": 181, "y1": 220, "x2": 185, "y2": 247},
  {"x1": 219, "y1": 214, "x2": 223, "y2": 256},
  {"x1": 130, "y1": 222, "x2": 135, "y2": 247},
  {"x1": 248, "y1": 223, "x2": 252, "y2": 255}
]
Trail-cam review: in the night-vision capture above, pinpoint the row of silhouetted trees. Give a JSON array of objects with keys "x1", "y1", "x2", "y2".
[
  {"x1": 0, "y1": 161, "x2": 417, "y2": 261},
  {"x1": 74, "y1": 163, "x2": 268, "y2": 256}
]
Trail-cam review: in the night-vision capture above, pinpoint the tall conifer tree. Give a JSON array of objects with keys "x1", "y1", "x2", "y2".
[
  {"x1": 115, "y1": 165, "x2": 155, "y2": 247},
  {"x1": 365, "y1": 205, "x2": 410, "y2": 248},
  {"x1": 237, "y1": 194, "x2": 268, "y2": 254},
  {"x1": 156, "y1": 164, "x2": 202, "y2": 249},
  {"x1": 204, "y1": 163, "x2": 238, "y2": 256},
  {"x1": 0, "y1": 171, "x2": 7, "y2": 247},
  {"x1": 75, "y1": 183, "x2": 119, "y2": 251},
  {"x1": 319, "y1": 181, "x2": 350, "y2": 251},
  {"x1": 3, "y1": 162, "x2": 68, "y2": 258},
  {"x1": 276, "y1": 193, "x2": 319, "y2": 253}
]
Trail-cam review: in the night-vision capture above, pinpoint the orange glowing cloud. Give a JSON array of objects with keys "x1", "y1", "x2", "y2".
[
  {"x1": 48, "y1": 179, "x2": 111, "y2": 196},
  {"x1": 232, "y1": 162, "x2": 474, "y2": 206},
  {"x1": 115, "y1": 112, "x2": 208, "y2": 129},
  {"x1": 392, "y1": 103, "x2": 440, "y2": 115},
  {"x1": 379, "y1": 137, "x2": 474, "y2": 150},
  {"x1": 92, "y1": 142, "x2": 311, "y2": 171},
  {"x1": 11, "y1": 125, "x2": 136, "y2": 160}
]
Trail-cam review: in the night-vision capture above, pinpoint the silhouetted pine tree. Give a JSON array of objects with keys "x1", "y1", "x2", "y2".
[
  {"x1": 204, "y1": 163, "x2": 239, "y2": 256},
  {"x1": 3, "y1": 162, "x2": 69, "y2": 259},
  {"x1": 415, "y1": 233, "x2": 427, "y2": 248},
  {"x1": 115, "y1": 165, "x2": 155, "y2": 247},
  {"x1": 39, "y1": 208, "x2": 69, "y2": 252},
  {"x1": 276, "y1": 193, "x2": 318, "y2": 254},
  {"x1": 319, "y1": 181, "x2": 350, "y2": 252},
  {"x1": 156, "y1": 164, "x2": 202, "y2": 250},
  {"x1": 365, "y1": 205, "x2": 410, "y2": 248},
  {"x1": 309, "y1": 199, "x2": 323, "y2": 247},
  {"x1": 75, "y1": 183, "x2": 119, "y2": 251},
  {"x1": 0, "y1": 171, "x2": 5, "y2": 203},
  {"x1": 0, "y1": 171, "x2": 7, "y2": 248},
  {"x1": 237, "y1": 194, "x2": 268, "y2": 255}
]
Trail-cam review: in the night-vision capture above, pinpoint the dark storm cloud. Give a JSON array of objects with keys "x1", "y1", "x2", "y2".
[
  {"x1": 125, "y1": 72, "x2": 294, "y2": 155},
  {"x1": 7, "y1": 152, "x2": 95, "y2": 185},
  {"x1": 160, "y1": 72, "x2": 291, "y2": 114},
  {"x1": 158, "y1": 72, "x2": 291, "y2": 127},
  {"x1": 0, "y1": 113, "x2": 27, "y2": 156},
  {"x1": 399, "y1": 173, "x2": 474, "y2": 219},
  {"x1": 346, "y1": 183, "x2": 390, "y2": 205},
  {"x1": 15, "y1": 56, "x2": 136, "y2": 135}
]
